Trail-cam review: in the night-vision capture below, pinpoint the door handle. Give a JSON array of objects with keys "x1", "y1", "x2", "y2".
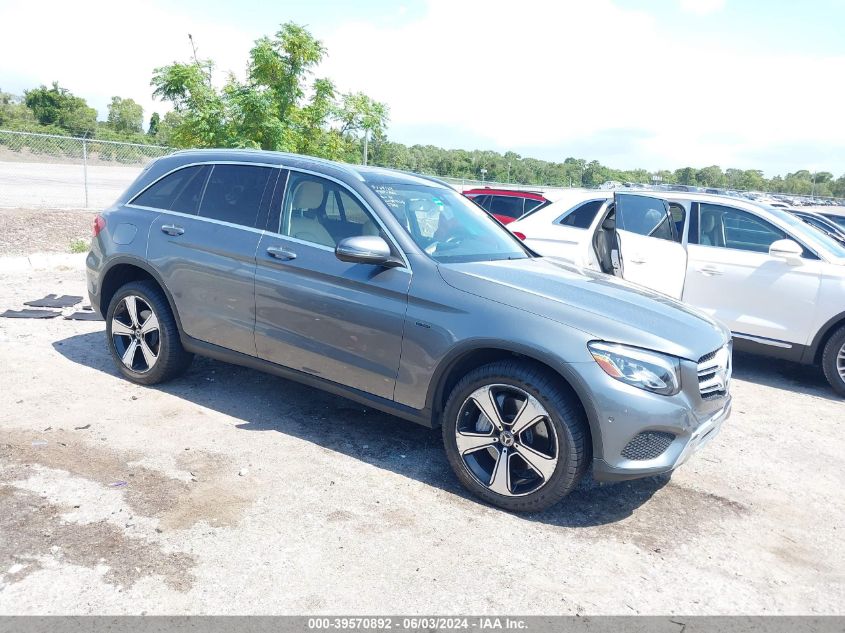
[
  {"x1": 629, "y1": 255, "x2": 647, "y2": 264},
  {"x1": 698, "y1": 265, "x2": 723, "y2": 276},
  {"x1": 161, "y1": 224, "x2": 185, "y2": 236},
  {"x1": 266, "y1": 246, "x2": 297, "y2": 261}
]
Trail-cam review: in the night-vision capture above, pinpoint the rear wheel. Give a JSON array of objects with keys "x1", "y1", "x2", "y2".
[
  {"x1": 106, "y1": 280, "x2": 192, "y2": 385},
  {"x1": 442, "y1": 360, "x2": 590, "y2": 512},
  {"x1": 821, "y1": 325, "x2": 845, "y2": 397}
]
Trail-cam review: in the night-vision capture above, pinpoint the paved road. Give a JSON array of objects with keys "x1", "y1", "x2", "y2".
[
  {"x1": 0, "y1": 265, "x2": 843, "y2": 615},
  {"x1": 0, "y1": 161, "x2": 142, "y2": 210}
]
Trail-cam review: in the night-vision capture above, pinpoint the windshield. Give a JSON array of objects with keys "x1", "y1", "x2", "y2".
[
  {"x1": 767, "y1": 206, "x2": 845, "y2": 259},
  {"x1": 367, "y1": 183, "x2": 530, "y2": 263}
]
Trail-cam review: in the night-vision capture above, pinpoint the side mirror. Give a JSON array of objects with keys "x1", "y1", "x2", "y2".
[
  {"x1": 335, "y1": 235, "x2": 400, "y2": 267},
  {"x1": 768, "y1": 239, "x2": 803, "y2": 264}
]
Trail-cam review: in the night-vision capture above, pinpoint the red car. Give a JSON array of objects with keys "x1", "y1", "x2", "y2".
[{"x1": 463, "y1": 188, "x2": 551, "y2": 224}]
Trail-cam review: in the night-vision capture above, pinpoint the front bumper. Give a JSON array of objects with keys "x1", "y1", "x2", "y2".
[
  {"x1": 570, "y1": 359, "x2": 732, "y2": 483},
  {"x1": 592, "y1": 398, "x2": 730, "y2": 481}
]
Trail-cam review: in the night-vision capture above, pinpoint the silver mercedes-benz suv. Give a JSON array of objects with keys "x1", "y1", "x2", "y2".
[{"x1": 86, "y1": 149, "x2": 732, "y2": 512}]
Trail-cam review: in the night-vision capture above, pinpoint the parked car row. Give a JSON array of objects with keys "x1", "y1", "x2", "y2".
[
  {"x1": 88, "y1": 150, "x2": 734, "y2": 512},
  {"x1": 461, "y1": 188, "x2": 554, "y2": 224},
  {"x1": 597, "y1": 181, "x2": 845, "y2": 208},
  {"x1": 502, "y1": 188, "x2": 845, "y2": 395}
]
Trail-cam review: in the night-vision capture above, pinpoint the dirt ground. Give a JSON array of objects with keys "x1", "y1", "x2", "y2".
[
  {"x1": 0, "y1": 208, "x2": 93, "y2": 256},
  {"x1": 0, "y1": 262, "x2": 843, "y2": 615}
]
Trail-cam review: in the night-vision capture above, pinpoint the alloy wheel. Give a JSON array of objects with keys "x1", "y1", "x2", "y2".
[
  {"x1": 838, "y1": 342, "x2": 845, "y2": 382},
  {"x1": 111, "y1": 295, "x2": 160, "y2": 373},
  {"x1": 455, "y1": 384, "x2": 559, "y2": 497}
]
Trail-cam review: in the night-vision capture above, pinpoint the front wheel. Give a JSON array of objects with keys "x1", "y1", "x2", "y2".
[
  {"x1": 821, "y1": 325, "x2": 845, "y2": 397},
  {"x1": 442, "y1": 360, "x2": 590, "y2": 512}
]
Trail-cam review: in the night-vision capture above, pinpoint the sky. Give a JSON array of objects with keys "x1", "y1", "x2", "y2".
[{"x1": 1, "y1": 0, "x2": 844, "y2": 176}]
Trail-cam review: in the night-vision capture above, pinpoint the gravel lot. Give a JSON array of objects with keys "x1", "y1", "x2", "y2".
[
  {"x1": 0, "y1": 261, "x2": 843, "y2": 615},
  {"x1": 0, "y1": 208, "x2": 94, "y2": 256}
]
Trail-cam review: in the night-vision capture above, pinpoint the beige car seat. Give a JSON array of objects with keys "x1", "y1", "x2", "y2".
[
  {"x1": 289, "y1": 181, "x2": 334, "y2": 247},
  {"x1": 700, "y1": 212, "x2": 718, "y2": 246}
]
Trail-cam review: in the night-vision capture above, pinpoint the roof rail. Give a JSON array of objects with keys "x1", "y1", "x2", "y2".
[{"x1": 168, "y1": 148, "x2": 366, "y2": 180}]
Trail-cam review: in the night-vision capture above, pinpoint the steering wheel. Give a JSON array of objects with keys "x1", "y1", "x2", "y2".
[{"x1": 425, "y1": 232, "x2": 468, "y2": 255}]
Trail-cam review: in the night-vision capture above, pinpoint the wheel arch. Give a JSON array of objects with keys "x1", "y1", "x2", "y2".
[
  {"x1": 426, "y1": 341, "x2": 602, "y2": 457},
  {"x1": 806, "y1": 310, "x2": 845, "y2": 364},
  {"x1": 99, "y1": 257, "x2": 183, "y2": 333}
]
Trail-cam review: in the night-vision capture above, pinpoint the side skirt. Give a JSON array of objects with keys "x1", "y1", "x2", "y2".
[
  {"x1": 181, "y1": 334, "x2": 435, "y2": 428},
  {"x1": 732, "y1": 333, "x2": 810, "y2": 364}
]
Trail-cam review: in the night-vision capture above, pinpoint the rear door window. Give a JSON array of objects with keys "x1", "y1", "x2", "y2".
[
  {"x1": 197, "y1": 164, "x2": 275, "y2": 228},
  {"x1": 132, "y1": 165, "x2": 210, "y2": 214},
  {"x1": 488, "y1": 195, "x2": 526, "y2": 219}
]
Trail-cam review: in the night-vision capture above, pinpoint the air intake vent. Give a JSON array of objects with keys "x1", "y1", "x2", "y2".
[{"x1": 621, "y1": 431, "x2": 675, "y2": 460}]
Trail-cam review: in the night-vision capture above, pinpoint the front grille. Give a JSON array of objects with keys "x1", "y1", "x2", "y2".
[
  {"x1": 698, "y1": 345, "x2": 732, "y2": 400},
  {"x1": 621, "y1": 431, "x2": 675, "y2": 460}
]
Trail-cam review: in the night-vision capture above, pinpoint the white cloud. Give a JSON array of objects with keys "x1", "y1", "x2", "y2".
[
  {"x1": 678, "y1": 0, "x2": 726, "y2": 15},
  {"x1": 319, "y1": 0, "x2": 845, "y2": 174},
  {"x1": 1, "y1": 0, "x2": 843, "y2": 175},
  {"x1": 0, "y1": 0, "x2": 255, "y2": 123}
]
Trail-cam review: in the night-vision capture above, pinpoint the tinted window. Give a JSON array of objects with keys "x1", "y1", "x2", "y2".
[
  {"x1": 523, "y1": 199, "x2": 546, "y2": 214},
  {"x1": 558, "y1": 200, "x2": 604, "y2": 229},
  {"x1": 280, "y1": 173, "x2": 378, "y2": 248},
  {"x1": 699, "y1": 203, "x2": 785, "y2": 252},
  {"x1": 133, "y1": 165, "x2": 210, "y2": 214},
  {"x1": 467, "y1": 194, "x2": 491, "y2": 210},
  {"x1": 198, "y1": 164, "x2": 274, "y2": 228},
  {"x1": 488, "y1": 195, "x2": 525, "y2": 219},
  {"x1": 616, "y1": 194, "x2": 674, "y2": 241}
]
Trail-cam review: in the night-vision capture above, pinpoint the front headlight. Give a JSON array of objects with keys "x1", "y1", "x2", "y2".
[{"x1": 588, "y1": 341, "x2": 681, "y2": 396}]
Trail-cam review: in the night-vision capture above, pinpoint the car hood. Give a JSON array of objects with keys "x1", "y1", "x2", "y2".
[{"x1": 438, "y1": 257, "x2": 729, "y2": 361}]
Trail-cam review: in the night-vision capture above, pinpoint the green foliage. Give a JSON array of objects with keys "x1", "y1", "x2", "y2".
[
  {"x1": 23, "y1": 82, "x2": 97, "y2": 136},
  {"x1": 69, "y1": 238, "x2": 88, "y2": 254},
  {"x1": 148, "y1": 112, "x2": 160, "y2": 136},
  {"x1": 150, "y1": 22, "x2": 388, "y2": 161},
  {"x1": 107, "y1": 96, "x2": 144, "y2": 134},
  {"x1": 0, "y1": 90, "x2": 37, "y2": 128}
]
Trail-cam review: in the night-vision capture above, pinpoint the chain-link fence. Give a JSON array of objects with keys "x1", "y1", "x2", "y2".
[
  {"x1": 2, "y1": 129, "x2": 841, "y2": 211},
  {"x1": 0, "y1": 129, "x2": 173, "y2": 210}
]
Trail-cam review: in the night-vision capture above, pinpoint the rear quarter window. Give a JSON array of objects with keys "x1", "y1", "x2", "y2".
[
  {"x1": 557, "y1": 199, "x2": 604, "y2": 229},
  {"x1": 131, "y1": 165, "x2": 210, "y2": 214}
]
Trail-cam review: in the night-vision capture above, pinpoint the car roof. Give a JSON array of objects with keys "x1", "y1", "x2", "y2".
[
  {"x1": 168, "y1": 149, "x2": 452, "y2": 189},
  {"x1": 463, "y1": 188, "x2": 548, "y2": 200}
]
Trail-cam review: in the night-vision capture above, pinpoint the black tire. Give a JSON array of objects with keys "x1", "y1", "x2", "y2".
[
  {"x1": 821, "y1": 325, "x2": 845, "y2": 397},
  {"x1": 442, "y1": 360, "x2": 590, "y2": 512},
  {"x1": 105, "y1": 280, "x2": 193, "y2": 385}
]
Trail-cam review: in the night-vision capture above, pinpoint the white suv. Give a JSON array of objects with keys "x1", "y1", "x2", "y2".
[{"x1": 509, "y1": 190, "x2": 845, "y2": 395}]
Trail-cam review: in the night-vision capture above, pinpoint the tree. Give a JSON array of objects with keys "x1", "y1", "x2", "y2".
[
  {"x1": 0, "y1": 90, "x2": 35, "y2": 128},
  {"x1": 148, "y1": 112, "x2": 160, "y2": 136},
  {"x1": 151, "y1": 23, "x2": 388, "y2": 161},
  {"x1": 675, "y1": 167, "x2": 698, "y2": 186},
  {"x1": 24, "y1": 82, "x2": 97, "y2": 136},
  {"x1": 107, "y1": 96, "x2": 144, "y2": 133}
]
